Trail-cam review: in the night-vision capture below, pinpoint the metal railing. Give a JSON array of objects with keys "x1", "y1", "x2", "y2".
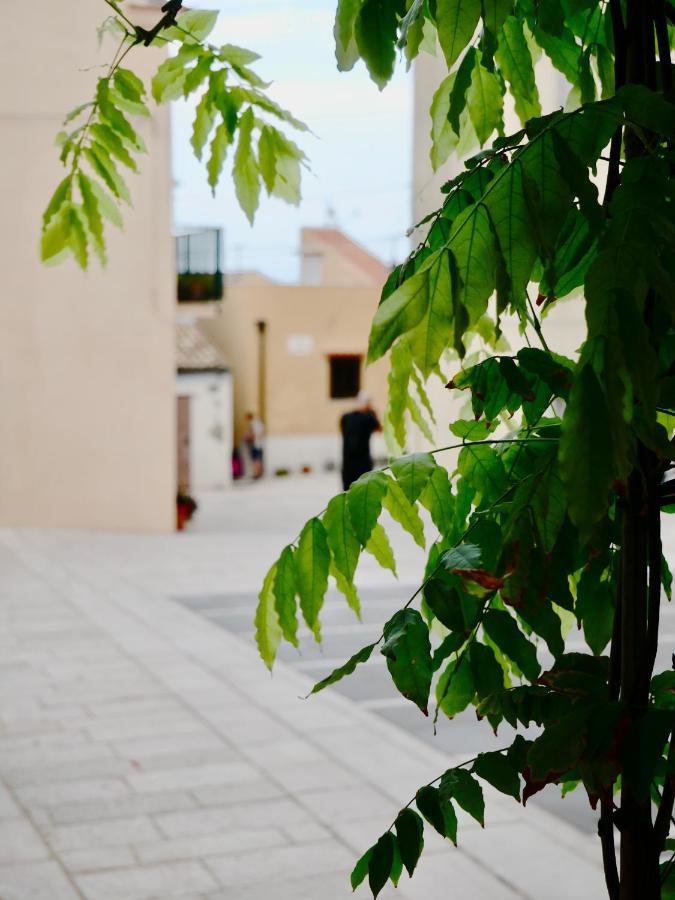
[{"x1": 176, "y1": 228, "x2": 224, "y2": 302}]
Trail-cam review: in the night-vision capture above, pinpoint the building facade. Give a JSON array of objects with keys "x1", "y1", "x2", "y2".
[
  {"x1": 0, "y1": 1, "x2": 175, "y2": 531},
  {"x1": 201, "y1": 229, "x2": 390, "y2": 476}
]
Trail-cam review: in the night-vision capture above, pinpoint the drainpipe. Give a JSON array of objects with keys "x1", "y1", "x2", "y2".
[{"x1": 256, "y1": 320, "x2": 267, "y2": 425}]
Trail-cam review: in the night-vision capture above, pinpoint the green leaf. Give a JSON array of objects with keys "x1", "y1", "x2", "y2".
[
  {"x1": 430, "y1": 72, "x2": 459, "y2": 171},
  {"x1": 473, "y1": 750, "x2": 521, "y2": 800},
  {"x1": 467, "y1": 59, "x2": 503, "y2": 145},
  {"x1": 310, "y1": 643, "x2": 376, "y2": 695},
  {"x1": 355, "y1": 0, "x2": 398, "y2": 88},
  {"x1": 367, "y1": 252, "x2": 440, "y2": 364},
  {"x1": 347, "y1": 469, "x2": 389, "y2": 546},
  {"x1": 78, "y1": 173, "x2": 106, "y2": 265},
  {"x1": 219, "y1": 43, "x2": 261, "y2": 67},
  {"x1": 191, "y1": 92, "x2": 216, "y2": 160},
  {"x1": 441, "y1": 542, "x2": 482, "y2": 571},
  {"x1": 331, "y1": 562, "x2": 362, "y2": 618},
  {"x1": 114, "y1": 67, "x2": 145, "y2": 103},
  {"x1": 534, "y1": 26, "x2": 580, "y2": 84},
  {"x1": 494, "y1": 16, "x2": 541, "y2": 126},
  {"x1": 66, "y1": 206, "x2": 88, "y2": 269},
  {"x1": 90, "y1": 123, "x2": 137, "y2": 171},
  {"x1": 84, "y1": 145, "x2": 130, "y2": 204},
  {"x1": 482, "y1": 609, "x2": 540, "y2": 680},
  {"x1": 206, "y1": 123, "x2": 232, "y2": 194},
  {"x1": 576, "y1": 565, "x2": 614, "y2": 655},
  {"x1": 254, "y1": 564, "x2": 282, "y2": 670},
  {"x1": 391, "y1": 452, "x2": 436, "y2": 504},
  {"x1": 529, "y1": 458, "x2": 567, "y2": 552},
  {"x1": 334, "y1": 0, "x2": 361, "y2": 70},
  {"x1": 41, "y1": 209, "x2": 70, "y2": 263},
  {"x1": 232, "y1": 107, "x2": 260, "y2": 224},
  {"x1": 366, "y1": 522, "x2": 397, "y2": 575},
  {"x1": 419, "y1": 464, "x2": 455, "y2": 537},
  {"x1": 394, "y1": 809, "x2": 425, "y2": 878},
  {"x1": 559, "y1": 363, "x2": 617, "y2": 540},
  {"x1": 90, "y1": 180, "x2": 123, "y2": 228},
  {"x1": 440, "y1": 768, "x2": 485, "y2": 825},
  {"x1": 469, "y1": 641, "x2": 506, "y2": 700},
  {"x1": 369, "y1": 832, "x2": 395, "y2": 897},
  {"x1": 273, "y1": 546, "x2": 298, "y2": 647},
  {"x1": 407, "y1": 251, "x2": 456, "y2": 375},
  {"x1": 295, "y1": 517, "x2": 330, "y2": 641},
  {"x1": 166, "y1": 8, "x2": 218, "y2": 42},
  {"x1": 458, "y1": 444, "x2": 506, "y2": 504},
  {"x1": 43, "y1": 176, "x2": 72, "y2": 227},
  {"x1": 481, "y1": 0, "x2": 513, "y2": 36},
  {"x1": 351, "y1": 846, "x2": 373, "y2": 890},
  {"x1": 183, "y1": 55, "x2": 213, "y2": 97},
  {"x1": 323, "y1": 493, "x2": 361, "y2": 582},
  {"x1": 437, "y1": 0, "x2": 482, "y2": 69},
  {"x1": 383, "y1": 478, "x2": 425, "y2": 548},
  {"x1": 416, "y1": 785, "x2": 458, "y2": 842},
  {"x1": 448, "y1": 47, "x2": 476, "y2": 135},
  {"x1": 381, "y1": 609, "x2": 433, "y2": 713},
  {"x1": 437, "y1": 654, "x2": 475, "y2": 716}
]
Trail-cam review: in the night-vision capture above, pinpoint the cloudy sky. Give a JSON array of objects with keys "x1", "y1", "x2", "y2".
[{"x1": 171, "y1": 0, "x2": 414, "y2": 281}]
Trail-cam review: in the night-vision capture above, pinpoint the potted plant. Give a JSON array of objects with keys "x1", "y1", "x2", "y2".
[{"x1": 176, "y1": 492, "x2": 197, "y2": 531}]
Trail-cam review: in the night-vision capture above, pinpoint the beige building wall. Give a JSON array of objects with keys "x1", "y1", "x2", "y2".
[
  {"x1": 203, "y1": 283, "x2": 389, "y2": 440},
  {"x1": 0, "y1": 1, "x2": 175, "y2": 531}
]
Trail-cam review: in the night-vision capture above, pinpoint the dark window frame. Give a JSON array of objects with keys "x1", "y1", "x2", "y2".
[{"x1": 328, "y1": 354, "x2": 362, "y2": 399}]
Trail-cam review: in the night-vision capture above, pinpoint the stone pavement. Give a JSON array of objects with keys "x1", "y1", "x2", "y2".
[{"x1": 0, "y1": 476, "x2": 609, "y2": 899}]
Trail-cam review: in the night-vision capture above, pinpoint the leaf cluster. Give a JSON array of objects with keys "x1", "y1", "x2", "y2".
[{"x1": 42, "y1": 6, "x2": 307, "y2": 268}]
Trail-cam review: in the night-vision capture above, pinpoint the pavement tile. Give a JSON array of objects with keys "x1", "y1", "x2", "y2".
[
  {"x1": 127, "y1": 761, "x2": 259, "y2": 794},
  {"x1": 75, "y1": 861, "x2": 218, "y2": 900},
  {"x1": 156, "y1": 798, "x2": 313, "y2": 839},
  {"x1": 458, "y1": 822, "x2": 605, "y2": 900},
  {"x1": 0, "y1": 783, "x2": 20, "y2": 819},
  {"x1": 191, "y1": 778, "x2": 285, "y2": 807},
  {"x1": 60, "y1": 846, "x2": 137, "y2": 873},
  {"x1": 297, "y1": 784, "x2": 398, "y2": 825},
  {"x1": 0, "y1": 818, "x2": 50, "y2": 864},
  {"x1": 44, "y1": 815, "x2": 160, "y2": 852},
  {"x1": 205, "y1": 840, "x2": 353, "y2": 888},
  {"x1": 15, "y1": 777, "x2": 131, "y2": 809},
  {"x1": 46, "y1": 789, "x2": 197, "y2": 825},
  {"x1": 135, "y1": 825, "x2": 288, "y2": 864},
  {"x1": 0, "y1": 860, "x2": 80, "y2": 900}
]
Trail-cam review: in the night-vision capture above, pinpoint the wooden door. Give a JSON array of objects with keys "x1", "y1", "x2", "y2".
[{"x1": 176, "y1": 395, "x2": 191, "y2": 491}]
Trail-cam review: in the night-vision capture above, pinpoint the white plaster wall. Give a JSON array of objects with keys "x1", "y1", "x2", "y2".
[
  {"x1": 177, "y1": 372, "x2": 233, "y2": 490},
  {"x1": 258, "y1": 432, "x2": 388, "y2": 478}
]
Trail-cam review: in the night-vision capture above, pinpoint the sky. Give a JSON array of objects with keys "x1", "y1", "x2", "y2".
[{"x1": 171, "y1": 0, "x2": 414, "y2": 282}]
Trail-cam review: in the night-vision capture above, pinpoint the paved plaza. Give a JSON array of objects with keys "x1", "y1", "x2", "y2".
[{"x1": 0, "y1": 473, "x2": 648, "y2": 899}]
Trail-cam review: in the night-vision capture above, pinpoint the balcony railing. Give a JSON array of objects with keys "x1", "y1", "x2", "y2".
[{"x1": 176, "y1": 228, "x2": 224, "y2": 303}]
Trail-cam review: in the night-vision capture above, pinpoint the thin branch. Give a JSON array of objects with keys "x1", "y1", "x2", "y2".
[
  {"x1": 599, "y1": 798, "x2": 620, "y2": 900},
  {"x1": 654, "y1": 729, "x2": 675, "y2": 850}
]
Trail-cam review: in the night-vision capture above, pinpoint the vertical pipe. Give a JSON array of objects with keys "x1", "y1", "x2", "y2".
[{"x1": 256, "y1": 320, "x2": 267, "y2": 425}]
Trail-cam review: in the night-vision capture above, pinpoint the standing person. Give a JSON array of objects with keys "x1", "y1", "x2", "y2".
[
  {"x1": 243, "y1": 412, "x2": 265, "y2": 479},
  {"x1": 340, "y1": 392, "x2": 381, "y2": 491}
]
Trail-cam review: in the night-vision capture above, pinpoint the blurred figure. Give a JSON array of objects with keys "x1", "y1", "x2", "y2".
[
  {"x1": 340, "y1": 391, "x2": 381, "y2": 491},
  {"x1": 243, "y1": 412, "x2": 265, "y2": 479}
]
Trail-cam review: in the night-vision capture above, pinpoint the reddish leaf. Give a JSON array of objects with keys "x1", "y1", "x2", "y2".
[{"x1": 453, "y1": 568, "x2": 505, "y2": 590}]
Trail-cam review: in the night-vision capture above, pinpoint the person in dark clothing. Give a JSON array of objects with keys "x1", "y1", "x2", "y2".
[{"x1": 340, "y1": 392, "x2": 381, "y2": 491}]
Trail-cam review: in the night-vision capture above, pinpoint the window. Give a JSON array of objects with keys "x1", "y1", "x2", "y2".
[{"x1": 329, "y1": 355, "x2": 361, "y2": 399}]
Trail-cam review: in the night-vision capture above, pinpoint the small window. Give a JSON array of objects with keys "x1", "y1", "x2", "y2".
[{"x1": 329, "y1": 355, "x2": 361, "y2": 399}]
